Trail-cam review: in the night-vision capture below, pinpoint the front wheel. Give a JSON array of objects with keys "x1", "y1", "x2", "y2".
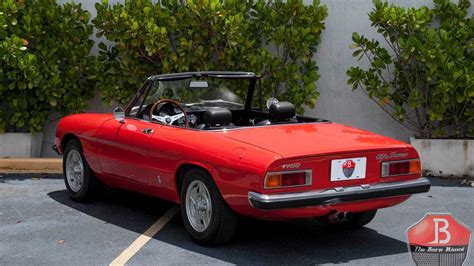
[
  {"x1": 63, "y1": 139, "x2": 102, "y2": 202},
  {"x1": 180, "y1": 168, "x2": 237, "y2": 245}
]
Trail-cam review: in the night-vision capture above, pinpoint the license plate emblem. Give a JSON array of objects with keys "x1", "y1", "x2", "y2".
[{"x1": 331, "y1": 157, "x2": 366, "y2": 181}]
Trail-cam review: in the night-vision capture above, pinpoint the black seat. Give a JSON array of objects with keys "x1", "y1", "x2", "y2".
[
  {"x1": 255, "y1": 101, "x2": 296, "y2": 126},
  {"x1": 269, "y1": 101, "x2": 295, "y2": 121},
  {"x1": 198, "y1": 108, "x2": 234, "y2": 129}
]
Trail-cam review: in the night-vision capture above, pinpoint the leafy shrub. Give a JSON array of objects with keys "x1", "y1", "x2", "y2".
[
  {"x1": 347, "y1": 0, "x2": 473, "y2": 138},
  {"x1": 0, "y1": 0, "x2": 96, "y2": 133},
  {"x1": 93, "y1": 0, "x2": 327, "y2": 113}
]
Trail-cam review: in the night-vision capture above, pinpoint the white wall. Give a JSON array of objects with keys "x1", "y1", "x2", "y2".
[
  {"x1": 309, "y1": 0, "x2": 417, "y2": 141},
  {"x1": 41, "y1": 0, "x2": 473, "y2": 157},
  {"x1": 310, "y1": 0, "x2": 471, "y2": 143}
]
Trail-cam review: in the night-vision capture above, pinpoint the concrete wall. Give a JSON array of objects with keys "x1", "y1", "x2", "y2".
[
  {"x1": 40, "y1": 0, "x2": 473, "y2": 157},
  {"x1": 411, "y1": 138, "x2": 474, "y2": 177},
  {"x1": 1, "y1": 133, "x2": 43, "y2": 157}
]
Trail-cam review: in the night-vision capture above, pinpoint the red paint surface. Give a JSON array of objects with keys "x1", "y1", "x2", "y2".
[{"x1": 56, "y1": 113, "x2": 423, "y2": 219}]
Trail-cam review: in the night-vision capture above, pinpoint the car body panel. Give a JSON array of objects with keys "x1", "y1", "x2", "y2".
[
  {"x1": 56, "y1": 114, "x2": 282, "y2": 205},
  {"x1": 55, "y1": 113, "x2": 111, "y2": 173},
  {"x1": 55, "y1": 72, "x2": 429, "y2": 221},
  {"x1": 97, "y1": 118, "x2": 156, "y2": 185},
  {"x1": 145, "y1": 125, "x2": 281, "y2": 203},
  {"x1": 56, "y1": 113, "x2": 425, "y2": 219},
  {"x1": 223, "y1": 123, "x2": 409, "y2": 158}
]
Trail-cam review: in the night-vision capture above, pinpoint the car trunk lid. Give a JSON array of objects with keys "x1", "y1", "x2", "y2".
[{"x1": 223, "y1": 123, "x2": 409, "y2": 158}]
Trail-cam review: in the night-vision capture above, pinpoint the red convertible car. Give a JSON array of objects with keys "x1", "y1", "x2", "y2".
[{"x1": 55, "y1": 71, "x2": 430, "y2": 245}]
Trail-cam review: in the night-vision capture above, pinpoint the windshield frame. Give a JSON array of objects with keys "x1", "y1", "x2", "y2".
[{"x1": 125, "y1": 71, "x2": 258, "y2": 116}]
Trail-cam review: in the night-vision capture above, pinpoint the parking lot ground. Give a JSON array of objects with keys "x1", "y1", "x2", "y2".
[{"x1": 0, "y1": 174, "x2": 472, "y2": 265}]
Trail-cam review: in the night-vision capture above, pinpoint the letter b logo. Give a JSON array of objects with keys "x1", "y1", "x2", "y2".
[
  {"x1": 428, "y1": 218, "x2": 451, "y2": 244},
  {"x1": 407, "y1": 214, "x2": 471, "y2": 266}
]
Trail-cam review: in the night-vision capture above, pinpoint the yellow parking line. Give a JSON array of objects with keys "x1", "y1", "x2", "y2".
[{"x1": 110, "y1": 205, "x2": 179, "y2": 266}]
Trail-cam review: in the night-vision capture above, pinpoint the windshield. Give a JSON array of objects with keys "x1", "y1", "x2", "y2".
[
  {"x1": 124, "y1": 72, "x2": 325, "y2": 128},
  {"x1": 127, "y1": 73, "x2": 260, "y2": 117},
  {"x1": 149, "y1": 77, "x2": 248, "y2": 108}
]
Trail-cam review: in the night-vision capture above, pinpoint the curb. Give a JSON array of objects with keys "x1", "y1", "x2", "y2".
[{"x1": 0, "y1": 158, "x2": 62, "y2": 173}]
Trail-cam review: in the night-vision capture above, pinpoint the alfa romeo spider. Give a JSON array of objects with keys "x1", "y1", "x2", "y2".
[{"x1": 55, "y1": 71, "x2": 431, "y2": 245}]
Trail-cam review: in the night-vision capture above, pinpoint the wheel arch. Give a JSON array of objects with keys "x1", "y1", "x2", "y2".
[
  {"x1": 61, "y1": 133, "x2": 80, "y2": 152},
  {"x1": 175, "y1": 162, "x2": 220, "y2": 200}
]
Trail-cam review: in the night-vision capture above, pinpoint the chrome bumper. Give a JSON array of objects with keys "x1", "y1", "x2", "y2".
[{"x1": 248, "y1": 177, "x2": 431, "y2": 210}]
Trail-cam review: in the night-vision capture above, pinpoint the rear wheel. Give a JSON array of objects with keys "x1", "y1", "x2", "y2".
[
  {"x1": 63, "y1": 139, "x2": 102, "y2": 202},
  {"x1": 180, "y1": 168, "x2": 237, "y2": 245}
]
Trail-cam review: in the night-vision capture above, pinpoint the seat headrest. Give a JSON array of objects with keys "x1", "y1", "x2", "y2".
[
  {"x1": 269, "y1": 101, "x2": 295, "y2": 120},
  {"x1": 203, "y1": 108, "x2": 232, "y2": 127}
]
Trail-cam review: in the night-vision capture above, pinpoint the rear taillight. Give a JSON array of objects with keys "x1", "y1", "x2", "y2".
[
  {"x1": 264, "y1": 170, "x2": 312, "y2": 189},
  {"x1": 381, "y1": 159, "x2": 421, "y2": 177}
]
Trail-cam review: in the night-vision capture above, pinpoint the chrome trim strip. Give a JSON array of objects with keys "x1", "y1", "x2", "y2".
[
  {"x1": 207, "y1": 121, "x2": 331, "y2": 132},
  {"x1": 149, "y1": 71, "x2": 257, "y2": 81},
  {"x1": 248, "y1": 177, "x2": 431, "y2": 210}
]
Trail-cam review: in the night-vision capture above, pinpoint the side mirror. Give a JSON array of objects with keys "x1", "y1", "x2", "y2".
[{"x1": 114, "y1": 107, "x2": 125, "y2": 123}]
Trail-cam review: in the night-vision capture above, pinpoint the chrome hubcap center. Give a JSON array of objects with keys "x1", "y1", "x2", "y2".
[
  {"x1": 65, "y1": 150, "x2": 84, "y2": 192},
  {"x1": 185, "y1": 180, "x2": 212, "y2": 232}
]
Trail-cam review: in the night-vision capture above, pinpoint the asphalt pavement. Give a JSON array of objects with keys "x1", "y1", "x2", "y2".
[{"x1": 0, "y1": 174, "x2": 472, "y2": 265}]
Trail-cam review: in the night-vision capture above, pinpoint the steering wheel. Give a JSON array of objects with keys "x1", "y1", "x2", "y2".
[{"x1": 149, "y1": 99, "x2": 189, "y2": 127}]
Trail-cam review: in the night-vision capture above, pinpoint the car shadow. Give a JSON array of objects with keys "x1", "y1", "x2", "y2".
[
  {"x1": 48, "y1": 189, "x2": 174, "y2": 235},
  {"x1": 160, "y1": 216, "x2": 408, "y2": 264},
  {"x1": 48, "y1": 189, "x2": 408, "y2": 264}
]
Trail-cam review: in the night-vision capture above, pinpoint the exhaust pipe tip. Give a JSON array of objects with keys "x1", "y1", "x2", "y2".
[
  {"x1": 345, "y1": 211, "x2": 353, "y2": 220},
  {"x1": 327, "y1": 211, "x2": 354, "y2": 223},
  {"x1": 337, "y1": 212, "x2": 345, "y2": 220}
]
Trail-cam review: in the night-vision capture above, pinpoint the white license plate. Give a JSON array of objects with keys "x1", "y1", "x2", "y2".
[{"x1": 330, "y1": 157, "x2": 367, "y2": 181}]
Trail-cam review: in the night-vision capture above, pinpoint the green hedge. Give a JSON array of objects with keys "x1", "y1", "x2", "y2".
[
  {"x1": 93, "y1": 0, "x2": 328, "y2": 114},
  {"x1": 1, "y1": 0, "x2": 328, "y2": 133},
  {"x1": 0, "y1": 0, "x2": 96, "y2": 133},
  {"x1": 2, "y1": 0, "x2": 471, "y2": 138},
  {"x1": 347, "y1": 0, "x2": 473, "y2": 138}
]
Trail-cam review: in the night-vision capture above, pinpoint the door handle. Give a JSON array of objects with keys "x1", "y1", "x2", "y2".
[{"x1": 142, "y1": 128, "x2": 154, "y2": 134}]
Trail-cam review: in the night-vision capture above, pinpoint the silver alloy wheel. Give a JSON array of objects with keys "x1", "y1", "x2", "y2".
[
  {"x1": 65, "y1": 149, "x2": 84, "y2": 193},
  {"x1": 185, "y1": 180, "x2": 212, "y2": 232}
]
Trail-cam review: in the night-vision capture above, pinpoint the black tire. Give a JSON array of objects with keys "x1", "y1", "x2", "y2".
[
  {"x1": 180, "y1": 168, "x2": 238, "y2": 245},
  {"x1": 317, "y1": 210, "x2": 377, "y2": 229},
  {"x1": 63, "y1": 139, "x2": 102, "y2": 202}
]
